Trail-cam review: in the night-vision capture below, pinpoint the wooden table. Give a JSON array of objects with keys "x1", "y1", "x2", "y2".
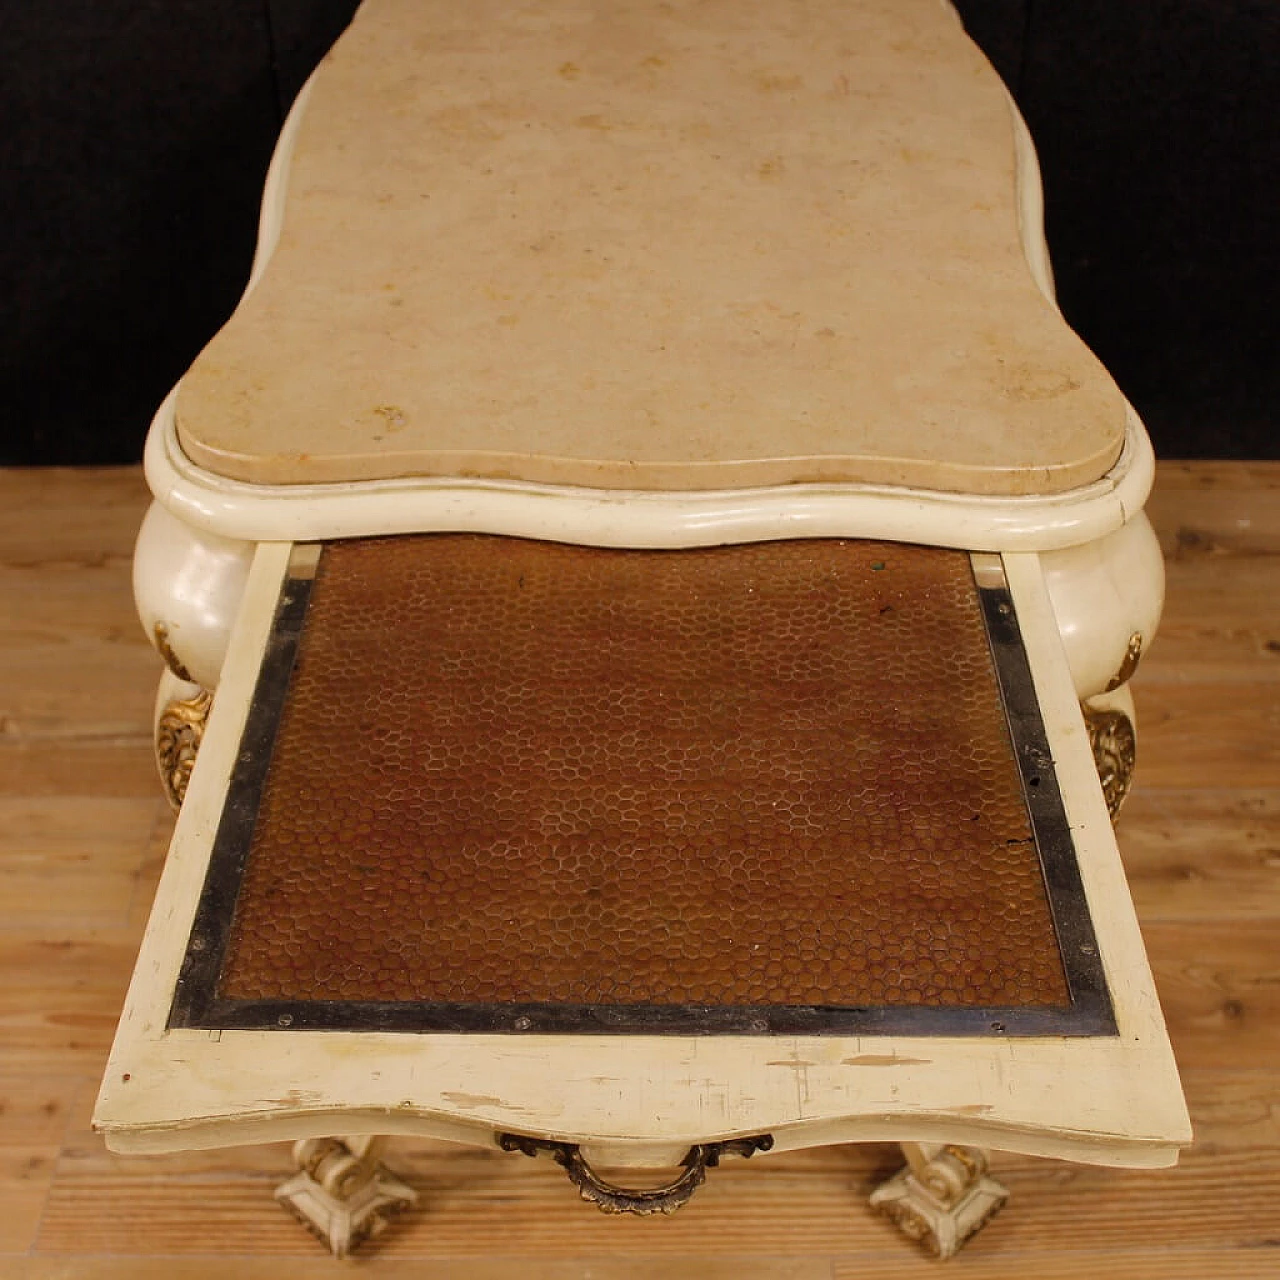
[{"x1": 80, "y1": 0, "x2": 1208, "y2": 1260}]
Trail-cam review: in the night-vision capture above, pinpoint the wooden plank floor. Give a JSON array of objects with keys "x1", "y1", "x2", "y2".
[{"x1": 1, "y1": 463, "x2": 1277, "y2": 1279}]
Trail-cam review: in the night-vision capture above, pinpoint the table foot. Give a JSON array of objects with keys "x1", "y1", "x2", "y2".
[
  {"x1": 870, "y1": 1143, "x2": 1008, "y2": 1259},
  {"x1": 275, "y1": 1136, "x2": 417, "y2": 1258}
]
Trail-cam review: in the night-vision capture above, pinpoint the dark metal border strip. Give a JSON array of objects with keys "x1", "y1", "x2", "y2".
[
  {"x1": 977, "y1": 570, "x2": 1116, "y2": 1035},
  {"x1": 168, "y1": 553, "x2": 317, "y2": 1030},
  {"x1": 172, "y1": 995, "x2": 1114, "y2": 1038},
  {"x1": 169, "y1": 544, "x2": 1115, "y2": 1038}
]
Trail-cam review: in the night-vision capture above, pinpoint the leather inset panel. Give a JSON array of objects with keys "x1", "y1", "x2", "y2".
[{"x1": 213, "y1": 536, "x2": 1071, "y2": 1014}]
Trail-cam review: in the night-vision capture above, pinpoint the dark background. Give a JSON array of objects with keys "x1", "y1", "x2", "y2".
[{"x1": 2, "y1": 0, "x2": 1276, "y2": 466}]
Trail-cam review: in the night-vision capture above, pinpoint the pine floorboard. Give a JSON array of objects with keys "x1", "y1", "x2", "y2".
[{"x1": 1, "y1": 463, "x2": 1277, "y2": 1277}]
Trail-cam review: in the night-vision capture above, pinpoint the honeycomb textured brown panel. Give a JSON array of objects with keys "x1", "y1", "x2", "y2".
[{"x1": 217, "y1": 536, "x2": 1069, "y2": 1010}]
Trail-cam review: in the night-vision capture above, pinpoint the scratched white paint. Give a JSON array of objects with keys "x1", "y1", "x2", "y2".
[{"x1": 95, "y1": 546, "x2": 1189, "y2": 1170}]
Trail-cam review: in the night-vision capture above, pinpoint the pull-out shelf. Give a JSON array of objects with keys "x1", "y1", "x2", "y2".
[{"x1": 96, "y1": 535, "x2": 1188, "y2": 1257}]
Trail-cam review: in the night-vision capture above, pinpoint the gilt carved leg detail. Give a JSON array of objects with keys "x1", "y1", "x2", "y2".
[
  {"x1": 870, "y1": 1143, "x2": 1008, "y2": 1259},
  {"x1": 154, "y1": 669, "x2": 213, "y2": 812},
  {"x1": 276, "y1": 1136, "x2": 417, "y2": 1258},
  {"x1": 1082, "y1": 680, "x2": 1138, "y2": 821}
]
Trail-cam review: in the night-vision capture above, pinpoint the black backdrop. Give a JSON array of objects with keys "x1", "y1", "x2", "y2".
[{"x1": 3, "y1": 0, "x2": 1276, "y2": 466}]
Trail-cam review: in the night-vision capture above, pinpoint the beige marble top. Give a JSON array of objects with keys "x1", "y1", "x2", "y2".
[{"x1": 176, "y1": 0, "x2": 1128, "y2": 496}]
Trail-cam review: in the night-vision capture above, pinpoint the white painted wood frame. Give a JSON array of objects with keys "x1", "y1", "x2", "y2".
[{"x1": 95, "y1": 542, "x2": 1190, "y2": 1171}]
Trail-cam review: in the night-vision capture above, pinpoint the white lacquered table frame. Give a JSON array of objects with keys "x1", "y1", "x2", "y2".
[{"x1": 102, "y1": 0, "x2": 1188, "y2": 1249}]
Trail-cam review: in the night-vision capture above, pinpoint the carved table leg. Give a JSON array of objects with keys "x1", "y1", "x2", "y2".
[
  {"x1": 276, "y1": 1136, "x2": 417, "y2": 1258},
  {"x1": 870, "y1": 1143, "x2": 1008, "y2": 1259}
]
